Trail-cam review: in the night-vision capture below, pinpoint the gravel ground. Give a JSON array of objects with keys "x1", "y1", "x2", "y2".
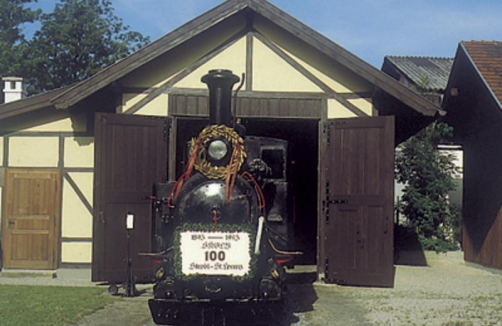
[
  {"x1": 1, "y1": 251, "x2": 502, "y2": 325},
  {"x1": 348, "y1": 251, "x2": 502, "y2": 326}
]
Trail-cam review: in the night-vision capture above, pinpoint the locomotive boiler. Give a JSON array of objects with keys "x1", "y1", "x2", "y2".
[{"x1": 148, "y1": 69, "x2": 298, "y2": 325}]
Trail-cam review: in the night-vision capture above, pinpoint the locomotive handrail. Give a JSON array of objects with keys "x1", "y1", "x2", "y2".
[
  {"x1": 137, "y1": 247, "x2": 173, "y2": 257},
  {"x1": 267, "y1": 238, "x2": 303, "y2": 256}
]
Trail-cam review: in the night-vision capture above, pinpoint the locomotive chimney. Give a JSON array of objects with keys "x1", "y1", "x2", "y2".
[{"x1": 201, "y1": 69, "x2": 240, "y2": 126}]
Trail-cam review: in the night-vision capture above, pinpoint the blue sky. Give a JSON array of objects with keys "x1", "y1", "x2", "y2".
[{"x1": 26, "y1": 0, "x2": 502, "y2": 68}]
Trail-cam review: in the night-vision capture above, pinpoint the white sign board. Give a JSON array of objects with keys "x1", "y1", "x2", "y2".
[
  {"x1": 126, "y1": 213, "x2": 134, "y2": 230},
  {"x1": 180, "y1": 231, "x2": 250, "y2": 277}
]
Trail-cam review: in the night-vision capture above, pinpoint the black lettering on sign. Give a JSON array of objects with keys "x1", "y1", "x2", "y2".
[{"x1": 205, "y1": 250, "x2": 226, "y2": 262}]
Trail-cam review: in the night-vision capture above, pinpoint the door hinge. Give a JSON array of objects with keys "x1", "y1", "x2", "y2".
[
  {"x1": 324, "y1": 122, "x2": 331, "y2": 146},
  {"x1": 325, "y1": 181, "x2": 330, "y2": 223},
  {"x1": 328, "y1": 199, "x2": 348, "y2": 204},
  {"x1": 324, "y1": 259, "x2": 347, "y2": 284},
  {"x1": 334, "y1": 120, "x2": 349, "y2": 125},
  {"x1": 99, "y1": 211, "x2": 106, "y2": 224},
  {"x1": 163, "y1": 120, "x2": 170, "y2": 141}
]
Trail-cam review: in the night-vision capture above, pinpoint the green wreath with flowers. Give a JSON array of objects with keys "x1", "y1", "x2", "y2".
[{"x1": 190, "y1": 125, "x2": 246, "y2": 180}]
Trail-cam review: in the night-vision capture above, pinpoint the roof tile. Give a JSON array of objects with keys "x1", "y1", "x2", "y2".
[{"x1": 462, "y1": 40, "x2": 502, "y2": 104}]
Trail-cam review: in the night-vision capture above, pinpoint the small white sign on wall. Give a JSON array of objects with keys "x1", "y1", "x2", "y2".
[{"x1": 126, "y1": 213, "x2": 134, "y2": 230}]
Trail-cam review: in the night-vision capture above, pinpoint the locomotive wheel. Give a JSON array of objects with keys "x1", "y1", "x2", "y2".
[{"x1": 107, "y1": 283, "x2": 118, "y2": 295}]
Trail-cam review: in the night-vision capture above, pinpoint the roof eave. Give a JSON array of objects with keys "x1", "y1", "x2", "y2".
[{"x1": 0, "y1": 86, "x2": 71, "y2": 120}]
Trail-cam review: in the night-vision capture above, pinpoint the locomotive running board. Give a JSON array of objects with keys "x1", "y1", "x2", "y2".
[{"x1": 149, "y1": 299, "x2": 286, "y2": 325}]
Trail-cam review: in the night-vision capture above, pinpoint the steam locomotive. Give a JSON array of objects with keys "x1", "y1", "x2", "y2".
[{"x1": 148, "y1": 69, "x2": 298, "y2": 325}]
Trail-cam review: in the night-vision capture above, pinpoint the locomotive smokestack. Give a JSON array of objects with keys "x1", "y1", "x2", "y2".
[{"x1": 201, "y1": 69, "x2": 240, "y2": 126}]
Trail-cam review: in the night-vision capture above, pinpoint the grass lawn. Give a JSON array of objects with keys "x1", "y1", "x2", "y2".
[{"x1": 0, "y1": 284, "x2": 116, "y2": 326}]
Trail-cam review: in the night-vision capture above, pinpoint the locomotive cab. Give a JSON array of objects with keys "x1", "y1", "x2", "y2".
[{"x1": 148, "y1": 70, "x2": 297, "y2": 325}]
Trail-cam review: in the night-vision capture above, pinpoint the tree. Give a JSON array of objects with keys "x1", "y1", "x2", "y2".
[
  {"x1": 0, "y1": 0, "x2": 40, "y2": 91},
  {"x1": 26, "y1": 0, "x2": 150, "y2": 93},
  {"x1": 395, "y1": 121, "x2": 461, "y2": 252}
]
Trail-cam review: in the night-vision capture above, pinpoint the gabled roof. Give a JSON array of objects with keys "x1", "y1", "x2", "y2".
[
  {"x1": 461, "y1": 40, "x2": 502, "y2": 107},
  {"x1": 384, "y1": 56, "x2": 453, "y2": 91},
  {"x1": 0, "y1": 0, "x2": 441, "y2": 119}
]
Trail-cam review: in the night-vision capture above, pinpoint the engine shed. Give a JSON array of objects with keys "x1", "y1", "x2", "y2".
[{"x1": 0, "y1": 0, "x2": 440, "y2": 287}]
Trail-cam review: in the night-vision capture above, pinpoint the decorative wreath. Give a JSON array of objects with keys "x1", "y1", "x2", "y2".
[
  {"x1": 171, "y1": 125, "x2": 246, "y2": 204},
  {"x1": 190, "y1": 125, "x2": 246, "y2": 180}
]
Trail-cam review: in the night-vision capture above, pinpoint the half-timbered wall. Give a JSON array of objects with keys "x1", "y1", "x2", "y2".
[
  {"x1": 119, "y1": 27, "x2": 375, "y2": 120},
  {"x1": 0, "y1": 109, "x2": 93, "y2": 267}
]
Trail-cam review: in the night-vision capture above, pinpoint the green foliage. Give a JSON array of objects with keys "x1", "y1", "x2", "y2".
[
  {"x1": 395, "y1": 122, "x2": 461, "y2": 252},
  {"x1": 26, "y1": 0, "x2": 150, "y2": 93},
  {"x1": 0, "y1": 0, "x2": 41, "y2": 102},
  {"x1": 0, "y1": 0, "x2": 39, "y2": 43},
  {"x1": 0, "y1": 284, "x2": 115, "y2": 325},
  {"x1": 0, "y1": 0, "x2": 150, "y2": 95}
]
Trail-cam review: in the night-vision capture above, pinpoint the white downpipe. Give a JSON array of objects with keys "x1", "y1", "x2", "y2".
[{"x1": 254, "y1": 216, "x2": 265, "y2": 255}]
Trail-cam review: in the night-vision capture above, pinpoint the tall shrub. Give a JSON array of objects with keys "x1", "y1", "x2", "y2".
[{"x1": 395, "y1": 121, "x2": 461, "y2": 252}]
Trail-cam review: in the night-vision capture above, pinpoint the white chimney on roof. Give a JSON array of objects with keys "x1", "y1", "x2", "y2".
[{"x1": 2, "y1": 76, "x2": 27, "y2": 103}]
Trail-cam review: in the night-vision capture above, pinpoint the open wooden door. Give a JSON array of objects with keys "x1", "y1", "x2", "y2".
[
  {"x1": 2, "y1": 169, "x2": 60, "y2": 270},
  {"x1": 93, "y1": 113, "x2": 169, "y2": 283},
  {"x1": 323, "y1": 116, "x2": 395, "y2": 287}
]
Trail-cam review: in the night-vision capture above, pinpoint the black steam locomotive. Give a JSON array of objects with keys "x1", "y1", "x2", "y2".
[{"x1": 148, "y1": 70, "x2": 298, "y2": 325}]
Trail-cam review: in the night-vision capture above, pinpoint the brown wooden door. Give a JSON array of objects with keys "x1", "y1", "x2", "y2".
[
  {"x1": 93, "y1": 113, "x2": 169, "y2": 283},
  {"x1": 2, "y1": 169, "x2": 60, "y2": 270},
  {"x1": 323, "y1": 116, "x2": 395, "y2": 287}
]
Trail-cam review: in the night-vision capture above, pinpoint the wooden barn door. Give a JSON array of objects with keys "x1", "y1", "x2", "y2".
[
  {"x1": 93, "y1": 113, "x2": 169, "y2": 283},
  {"x1": 2, "y1": 169, "x2": 60, "y2": 270},
  {"x1": 323, "y1": 116, "x2": 395, "y2": 287}
]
